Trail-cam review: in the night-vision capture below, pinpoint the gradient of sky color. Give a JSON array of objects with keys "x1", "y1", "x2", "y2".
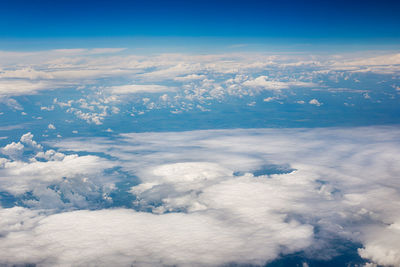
[{"x1": 1, "y1": 0, "x2": 399, "y2": 40}]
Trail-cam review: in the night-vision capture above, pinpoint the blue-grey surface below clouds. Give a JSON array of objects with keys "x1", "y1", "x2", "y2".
[{"x1": 0, "y1": 126, "x2": 400, "y2": 266}]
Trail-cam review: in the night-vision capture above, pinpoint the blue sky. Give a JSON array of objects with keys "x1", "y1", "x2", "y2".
[{"x1": 1, "y1": 0, "x2": 400, "y2": 41}]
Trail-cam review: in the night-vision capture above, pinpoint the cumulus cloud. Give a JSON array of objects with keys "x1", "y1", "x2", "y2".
[
  {"x1": 2, "y1": 127, "x2": 389, "y2": 266},
  {"x1": 0, "y1": 49, "x2": 398, "y2": 121},
  {"x1": 309, "y1": 99, "x2": 322, "y2": 106},
  {"x1": 0, "y1": 133, "x2": 117, "y2": 208},
  {"x1": 263, "y1": 96, "x2": 279, "y2": 102},
  {"x1": 20, "y1": 132, "x2": 42, "y2": 150},
  {"x1": 358, "y1": 223, "x2": 400, "y2": 266},
  {"x1": 0, "y1": 142, "x2": 24, "y2": 160}
]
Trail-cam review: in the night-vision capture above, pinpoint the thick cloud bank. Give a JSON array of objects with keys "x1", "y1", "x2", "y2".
[{"x1": 1, "y1": 127, "x2": 400, "y2": 266}]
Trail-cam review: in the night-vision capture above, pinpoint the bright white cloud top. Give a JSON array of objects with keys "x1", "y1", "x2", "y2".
[{"x1": 0, "y1": 127, "x2": 399, "y2": 266}]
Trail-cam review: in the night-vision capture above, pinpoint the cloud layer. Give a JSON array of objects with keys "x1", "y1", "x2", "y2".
[
  {"x1": 0, "y1": 49, "x2": 399, "y2": 126},
  {"x1": 1, "y1": 126, "x2": 400, "y2": 266}
]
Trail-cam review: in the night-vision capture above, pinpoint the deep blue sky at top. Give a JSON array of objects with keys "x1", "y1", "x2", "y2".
[{"x1": 0, "y1": 0, "x2": 400, "y2": 48}]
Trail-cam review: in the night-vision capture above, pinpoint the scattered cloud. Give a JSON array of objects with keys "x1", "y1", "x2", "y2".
[
  {"x1": 0, "y1": 49, "x2": 398, "y2": 123},
  {"x1": 47, "y1": 124, "x2": 56, "y2": 130},
  {"x1": 309, "y1": 99, "x2": 322, "y2": 106},
  {"x1": 264, "y1": 96, "x2": 279, "y2": 102},
  {"x1": 0, "y1": 47, "x2": 400, "y2": 266}
]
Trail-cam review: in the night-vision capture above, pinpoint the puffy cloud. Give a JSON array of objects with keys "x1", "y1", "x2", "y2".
[
  {"x1": 0, "y1": 46, "x2": 400, "y2": 264},
  {"x1": 1, "y1": 142, "x2": 24, "y2": 160},
  {"x1": 20, "y1": 132, "x2": 42, "y2": 150},
  {"x1": 0, "y1": 133, "x2": 117, "y2": 208},
  {"x1": 27, "y1": 126, "x2": 397, "y2": 266},
  {"x1": 35, "y1": 149, "x2": 65, "y2": 161},
  {"x1": 0, "y1": 152, "x2": 115, "y2": 196},
  {"x1": 0, "y1": 207, "x2": 313, "y2": 266},
  {"x1": 47, "y1": 124, "x2": 56, "y2": 130},
  {"x1": 40, "y1": 105, "x2": 55, "y2": 111},
  {"x1": 264, "y1": 96, "x2": 278, "y2": 102},
  {"x1": 358, "y1": 222, "x2": 400, "y2": 266},
  {"x1": 309, "y1": 99, "x2": 322, "y2": 106},
  {"x1": 67, "y1": 107, "x2": 106, "y2": 125},
  {"x1": 0, "y1": 49, "x2": 398, "y2": 121}
]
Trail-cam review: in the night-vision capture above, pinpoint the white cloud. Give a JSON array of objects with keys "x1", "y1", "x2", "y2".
[
  {"x1": 34, "y1": 126, "x2": 400, "y2": 266},
  {"x1": 0, "y1": 80, "x2": 68, "y2": 96},
  {"x1": 328, "y1": 53, "x2": 400, "y2": 74},
  {"x1": 174, "y1": 74, "x2": 206, "y2": 81},
  {"x1": 108, "y1": 84, "x2": 174, "y2": 94},
  {"x1": 309, "y1": 99, "x2": 322, "y2": 106},
  {"x1": 159, "y1": 93, "x2": 169, "y2": 101},
  {"x1": 264, "y1": 96, "x2": 278, "y2": 102},
  {"x1": 1, "y1": 47, "x2": 400, "y2": 265},
  {"x1": 0, "y1": 67, "x2": 53, "y2": 80},
  {"x1": 364, "y1": 93, "x2": 371, "y2": 99},
  {"x1": 35, "y1": 149, "x2": 65, "y2": 161},
  {"x1": 67, "y1": 107, "x2": 105, "y2": 125},
  {"x1": 0, "y1": 49, "x2": 397, "y2": 118},
  {"x1": 243, "y1": 76, "x2": 317, "y2": 91},
  {"x1": 0, "y1": 207, "x2": 312, "y2": 266},
  {"x1": 0, "y1": 133, "x2": 116, "y2": 201},
  {"x1": 1, "y1": 142, "x2": 24, "y2": 160},
  {"x1": 358, "y1": 223, "x2": 400, "y2": 266},
  {"x1": 41, "y1": 105, "x2": 55, "y2": 111},
  {"x1": 20, "y1": 132, "x2": 42, "y2": 150},
  {"x1": 336, "y1": 53, "x2": 400, "y2": 67},
  {"x1": 0, "y1": 152, "x2": 115, "y2": 195}
]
